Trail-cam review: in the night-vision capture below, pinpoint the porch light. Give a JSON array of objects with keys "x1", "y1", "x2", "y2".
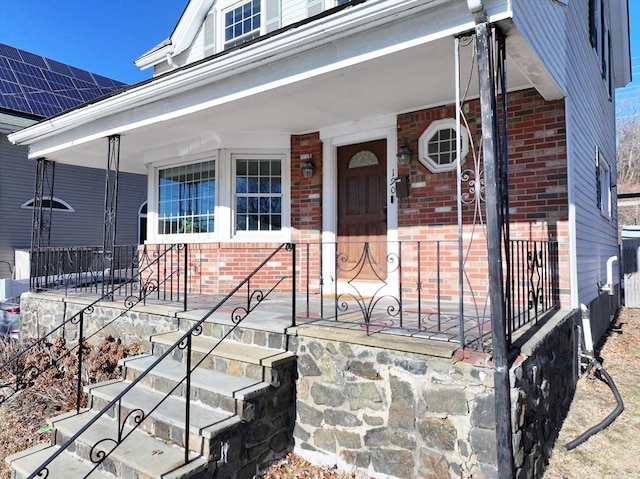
[
  {"x1": 301, "y1": 154, "x2": 315, "y2": 178},
  {"x1": 396, "y1": 138, "x2": 412, "y2": 166}
]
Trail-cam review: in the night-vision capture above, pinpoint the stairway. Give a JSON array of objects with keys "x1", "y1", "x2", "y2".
[{"x1": 6, "y1": 314, "x2": 297, "y2": 479}]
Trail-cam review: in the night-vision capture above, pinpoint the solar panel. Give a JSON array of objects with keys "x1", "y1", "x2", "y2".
[{"x1": 0, "y1": 42, "x2": 127, "y2": 118}]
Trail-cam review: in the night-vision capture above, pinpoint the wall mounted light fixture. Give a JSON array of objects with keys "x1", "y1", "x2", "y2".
[
  {"x1": 301, "y1": 153, "x2": 315, "y2": 178},
  {"x1": 396, "y1": 138, "x2": 412, "y2": 166}
]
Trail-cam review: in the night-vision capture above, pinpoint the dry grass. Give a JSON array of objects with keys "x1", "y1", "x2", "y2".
[
  {"x1": 0, "y1": 336, "x2": 140, "y2": 479},
  {"x1": 256, "y1": 452, "x2": 355, "y2": 479},
  {"x1": 543, "y1": 307, "x2": 640, "y2": 478}
]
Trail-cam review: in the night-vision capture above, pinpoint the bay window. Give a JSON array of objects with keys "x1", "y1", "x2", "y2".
[{"x1": 158, "y1": 160, "x2": 216, "y2": 235}]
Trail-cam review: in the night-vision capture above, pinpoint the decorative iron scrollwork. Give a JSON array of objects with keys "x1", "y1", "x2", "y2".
[
  {"x1": 335, "y1": 243, "x2": 402, "y2": 334},
  {"x1": 460, "y1": 168, "x2": 485, "y2": 205}
]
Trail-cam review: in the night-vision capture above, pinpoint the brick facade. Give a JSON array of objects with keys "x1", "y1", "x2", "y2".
[{"x1": 175, "y1": 88, "x2": 570, "y2": 309}]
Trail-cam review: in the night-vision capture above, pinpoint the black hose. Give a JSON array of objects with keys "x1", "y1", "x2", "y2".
[{"x1": 564, "y1": 360, "x2": 624, "y2": 451}]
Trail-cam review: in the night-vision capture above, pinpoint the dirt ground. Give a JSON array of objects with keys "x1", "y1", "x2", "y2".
[{"x1": 543, "y1": 307, "x2": 640, "y2": 479}]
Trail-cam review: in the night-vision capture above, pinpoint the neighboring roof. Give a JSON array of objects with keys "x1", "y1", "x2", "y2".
[
  {"x1": 0, "y1": 43, "x2": 127, "y2": 118},
  {"x1": 622, "y1": 226, "x2": 640, "y2": 239}
]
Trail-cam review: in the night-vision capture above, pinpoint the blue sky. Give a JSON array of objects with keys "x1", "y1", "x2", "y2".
[
  {"x1": 0, "y1": 0, "x2": 186, "y2": 84},
  {"x1": 0, "y1": 0, "x2": 638, "y2": 118}
]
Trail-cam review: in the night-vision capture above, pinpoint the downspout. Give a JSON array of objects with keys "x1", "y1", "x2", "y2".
[
  {"x1": 467, "y1": 1, "x2": 515, "y2": 478},
  {"x1": 166, "y1": 52, "x2": 178, "y2": 70}
]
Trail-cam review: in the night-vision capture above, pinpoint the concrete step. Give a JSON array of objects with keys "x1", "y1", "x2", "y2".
[
  {"x1": 150, "y1": 332, "x2": 296, "y2": 384},
  {"x1": 86, "y1": 377, "x2": 243, "y2": 453},
  {"x1": 6, "y1": 443, "x2": 113, "y2": 479},
  {"x1": 118, "y1": 353, "x2": 270, "y2": 419},
  {"x1": 49, "y1": 409, "x2": 211, "y2": 479}
]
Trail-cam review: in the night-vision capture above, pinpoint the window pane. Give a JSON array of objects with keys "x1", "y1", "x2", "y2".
[
  {"x1": 234, "y1": 157, "x2": 283, "y2": 232},
  {"x1": 158, "y1": 160, "x2": 215, "y2": 234}
]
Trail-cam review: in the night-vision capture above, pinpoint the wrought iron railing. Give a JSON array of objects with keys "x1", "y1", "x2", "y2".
[
  {"x1": 0, "y1": 244, "x2": 188, "y2": 405},
  {"x1": 506, "y1": 239, "x2": 560, "y2": 343},
  {"x1": 295, "y1": 239, "x2": 559, "y2": 348},
  {"x1": 29, "y1": 244, "x2": 189, "y2": 308},
  {"x1": 25, "y1": 243, "x2": 295, "y2": 479},
  {"x1": 25, "y1": 239, "x2": 559, "y2": 349}
]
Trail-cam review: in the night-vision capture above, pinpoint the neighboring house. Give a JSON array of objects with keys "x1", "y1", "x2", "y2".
[
  {"x1": 0, "y1": 43, "x2": 147, "y2": 290},
  {"x1": 6, "y1": 1, "x2": 631, "y2": 478}
]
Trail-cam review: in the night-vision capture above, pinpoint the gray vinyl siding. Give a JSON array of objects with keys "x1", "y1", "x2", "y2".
[
  {"x1": 0, "y1": 133, "x2": 146, "y2": 279},
  {"x1": 513, "y1": 0, "x2": 619, "y2": 309}
]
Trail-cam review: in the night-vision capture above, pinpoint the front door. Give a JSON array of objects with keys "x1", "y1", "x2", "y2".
[{"x1": 337, "y1": 139, "x2": 387, "y2": 280}]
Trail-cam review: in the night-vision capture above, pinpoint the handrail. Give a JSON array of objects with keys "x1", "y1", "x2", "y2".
[
  {"x1": 0, "y1": 244, "x2": 187, "y2": 406},
  {"x1": 28, "y1": 243, "x2": 295, "y2": 479}
]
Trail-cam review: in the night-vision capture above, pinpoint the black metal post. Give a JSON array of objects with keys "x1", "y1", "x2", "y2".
[
  {"x1": 183, "y1": 244, "x2": 188, "y2": 311},
  {"x1": 31, "y1": 158, "x2": 55, "y2": 291},
  {"x1": 475, "y1": 22, "x2": 515, "y2": 478},
  {"x1": 184, "y1": 334, "x2": 192, "y2": 464},
  {"x1": 76, "y1": 310, "x2": 84, "y2": 413},
  {"x1": 103, "y1": 135, "x2": 121, "y2": 297},
  {"x1": 292, "y1": 243, "x2": 297, "y2": 327}
]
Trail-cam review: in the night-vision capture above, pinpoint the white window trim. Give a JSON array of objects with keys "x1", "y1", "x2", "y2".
[
  {"x1": 219, "y1": 0, "x2": 263, "y2": 50},
  {"x1": 230, "y1": 151, "x2": 291, "y2": 242},
  {"x1": 21, "y1": 196, "x2": 75, "y2": 212},
  {"x1": 596, "y1": 146, "x2": 611, "y2": 219},
  {"x1": 148, "y1": 149, "x2": 291, "y2": 243},
  {"x1": 418, "y1": 118, "x2": 469, "y2": 173},
  {"x1": 150, "y1": 152, "x2": 219, "y2": 243}
]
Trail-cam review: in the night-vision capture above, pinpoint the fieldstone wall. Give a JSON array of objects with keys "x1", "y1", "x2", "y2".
[
  {"x1": 510, "y1": 309, "x2": 579, "y2": 479},
  {"x1": 19, "y1": 292, "x2": 178, "y2": 350},
  {"x1": 18, "y1": 293, "x2": 582, "y2": 479},
  {"x1": 291, "y1": 334, "x2": 499, "y2": 479}
]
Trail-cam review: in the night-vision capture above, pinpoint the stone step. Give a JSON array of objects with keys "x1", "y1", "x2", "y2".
[
  {"x1": 86, "y1": 377, "x2": 243, "y2": 453},
  {"x1": 48, "y1": 409, "x2": 211, "y2": 479},
  {"x1": 112, "y1": 353, "x2": 266, "y2": 420},
  {"x1": 175, "y1": 309, "x2": 291, "y2": 350},
  {"x1": 150, "y1": 332, "x2": 296, "y2": 384},
  {"x1": 6, "y1": 443, "x2": 113, "y2": 479}
]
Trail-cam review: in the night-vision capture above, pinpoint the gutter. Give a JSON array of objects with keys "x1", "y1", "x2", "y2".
[{"x1": 9, "y1": 0, "x2": 452, "y2": 147}]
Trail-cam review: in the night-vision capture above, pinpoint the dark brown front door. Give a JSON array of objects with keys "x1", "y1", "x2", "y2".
[{"x1": 337, "y1": 139, "x2": 387, "y2": 280}]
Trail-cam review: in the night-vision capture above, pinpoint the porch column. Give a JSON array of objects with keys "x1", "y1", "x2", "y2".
[
  {"x1": 472, "y1": 9, "x2": 515, "y2": 479},
  {"x1": 30, "y1": 157, "x2": 55, "y2": 291},
  {"x1": 102, "y1": 134, "x2": 120, "y2": 296}
]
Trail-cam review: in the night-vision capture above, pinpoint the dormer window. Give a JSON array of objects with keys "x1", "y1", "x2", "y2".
[{"x1": 224, "y1": 0, "x2": 261, "y2": 49}]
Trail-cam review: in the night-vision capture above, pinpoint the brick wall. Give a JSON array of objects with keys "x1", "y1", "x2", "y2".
[
  {"x1": 395, "y1": 88, "x2": 570, "y2": 307},
  {"x1": 176, "y1": 89, "x2": 570, "y2": 309}
]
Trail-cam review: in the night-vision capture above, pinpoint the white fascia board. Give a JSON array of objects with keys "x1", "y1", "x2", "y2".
[
  {"x1": 135, "y1": 0, "x2": 214, "y2": 70},
  {"x1": 135, "y1": 42, "x2": 173, "y2": 70},
  {"x1": 8, "y1": 0, "x2": 496, "y2": 150}
]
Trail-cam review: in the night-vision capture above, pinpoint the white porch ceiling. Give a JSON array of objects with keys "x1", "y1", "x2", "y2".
[{"x1": 11, "y1": 2, "x2": 561, "y2": 175}]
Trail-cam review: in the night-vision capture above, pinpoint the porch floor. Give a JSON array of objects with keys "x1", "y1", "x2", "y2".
[{"x1": 53, "y1": 290, "x2": 493, "y2": 350}]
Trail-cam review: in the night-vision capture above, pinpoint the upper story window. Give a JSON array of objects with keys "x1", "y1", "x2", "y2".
[
  {"x1": 589, "y1": 0, "x2": 612, "y2": 96},
  {"x1": 596, "y1": 147, "x2": 611, "y2": 218},
  {"x1": 224, "y1": 0, "x2": 262, "y2": 49}
]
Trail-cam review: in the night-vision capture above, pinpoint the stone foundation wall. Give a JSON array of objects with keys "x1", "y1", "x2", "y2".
[
  {"x1": 291, "y1": 335, "x2": 499, "y2": 479},
  {"x1": 18, "y1": 293, "x2": 582, "y2": 479},
  {"x1": 510, "y1": 309, "x2": 579, "y2": 479},
  {"x1": 19, "y1": 292, "x2": 178, "y2": 351}
]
